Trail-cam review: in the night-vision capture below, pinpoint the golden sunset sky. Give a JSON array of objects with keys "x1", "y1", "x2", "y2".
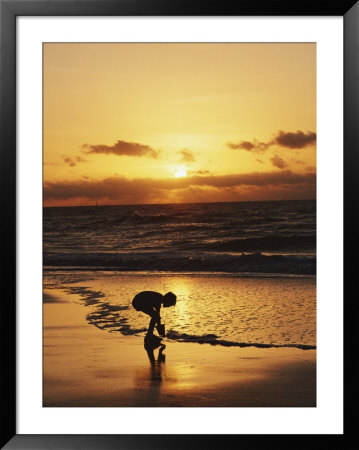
[{"x1": 43, "y1": 43, "x2": 316, "y2": 206}]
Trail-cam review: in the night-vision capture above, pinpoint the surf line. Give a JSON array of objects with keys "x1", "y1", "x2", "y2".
[{"x1": 165, "y1": 331, "x2": 316, "y2": 351}]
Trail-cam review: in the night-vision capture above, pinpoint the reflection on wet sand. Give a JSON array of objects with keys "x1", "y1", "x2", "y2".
[
  {"x1": 145, "y1": 338, "x2": 166, "y2": 368},
  {"x1": 133, "y1": 336, "x2": 168, "y2": 406}
]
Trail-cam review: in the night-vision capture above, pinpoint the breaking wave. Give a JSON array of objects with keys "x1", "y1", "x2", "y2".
[{"x1": 44, "y1": 250, "x2": 316, "y2": 275}]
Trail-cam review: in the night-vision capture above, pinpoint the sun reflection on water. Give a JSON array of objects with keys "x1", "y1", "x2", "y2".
[{"x1": 46, "y1": 272, "x2": 316, "y2": 347}]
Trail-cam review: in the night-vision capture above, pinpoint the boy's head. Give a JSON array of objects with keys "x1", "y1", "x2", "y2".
[{"x1": 163, "y1": 292, "x2": 177, "y2": 307}]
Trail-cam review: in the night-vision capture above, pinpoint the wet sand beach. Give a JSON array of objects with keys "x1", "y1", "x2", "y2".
[{"x1": 43, "y1": 286, "x2": 316, "y2": 407}]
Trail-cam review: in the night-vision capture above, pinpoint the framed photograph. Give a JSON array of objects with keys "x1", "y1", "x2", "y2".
[{"x1": 1, "y1": 0, "x2": 356, "y2": 448}]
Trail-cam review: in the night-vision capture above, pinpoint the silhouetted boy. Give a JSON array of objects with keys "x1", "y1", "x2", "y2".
[{"x1": 132, "y1": 291, "x2": 176, "y2": 337}]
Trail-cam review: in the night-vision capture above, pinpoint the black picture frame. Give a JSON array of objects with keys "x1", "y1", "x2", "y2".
[{"x1": 1, "y1": 0, "x2": 357, "y2": 448}]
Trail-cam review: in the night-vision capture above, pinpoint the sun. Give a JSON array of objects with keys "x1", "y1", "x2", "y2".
[{"x1": 174, "y1": 167, "x2": 187, "y2": 178}]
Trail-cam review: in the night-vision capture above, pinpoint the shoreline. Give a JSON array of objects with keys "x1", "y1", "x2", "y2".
[
  {"x1": 43, "y1": 288, "x2": 316, "y2": 407},
  {"x1": 43, "y1": 267, "x2": 316, "y2": 278}
]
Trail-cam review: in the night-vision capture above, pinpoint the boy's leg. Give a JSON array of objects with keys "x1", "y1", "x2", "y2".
[
  {"x1": 147, "y1": 310, "x2": 160, "y2": 335},
  {"x1": 138, "y1": 306, "x2": 155, "y2": 333}
]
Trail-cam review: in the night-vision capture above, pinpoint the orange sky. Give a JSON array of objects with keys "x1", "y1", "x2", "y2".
[{"x1": 43, "y1": 43, "x2": 316, "y2": 206}]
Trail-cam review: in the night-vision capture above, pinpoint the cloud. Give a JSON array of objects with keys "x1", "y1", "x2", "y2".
[
  {"x1": 290, "y1": 158, "x2": 306, "y2": 165},
  {"x1": 227, "y1": 140, "x2": 269, "y2": 153},
  {"x1": 177, "y1": 149, "x2": 195, "y2": 163},
  {"x1": 270, "y1": 155, "x2": 288, "y2": 169},
  {"x1": 76, "y1": 156, "x2": 89, "y2": 163},
  {"x1": 44, "y1": 170, "x2": 316, "y2": 205},
  {"x1": 274, "y1": 130, "x2": 316, "y2": 149},
  {"x1": 228, "y1": 130, "x2": 316, "y2": 153},
  {"x1": 228, "y1": 141, "x2": 255, "y2": 151},
  {"x1": 63, "y1": 156, "x2": 76, "y2": 167},
  {"x1": 188, "y1": 169, "x2": 211, "y2": 176},
  {"x1": 82, "y1": 140, "x2": 159, "y2": 159},
  {"x1": 63, "y1": 155, "x2": 89, "y2": 167}
]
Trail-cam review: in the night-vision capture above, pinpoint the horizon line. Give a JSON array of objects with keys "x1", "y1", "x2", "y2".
[{"x1": 43, "y1": 198, "x2": 316, "y2": 208}]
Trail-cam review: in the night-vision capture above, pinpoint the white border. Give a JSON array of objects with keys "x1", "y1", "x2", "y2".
[{"x1": 17, "y1": 17, "x2": 343, "y2": 434}]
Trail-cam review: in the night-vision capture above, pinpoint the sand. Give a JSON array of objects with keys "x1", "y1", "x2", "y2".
[{"x1": 43, "y1": 288, "x2": 316, "y2": 407}]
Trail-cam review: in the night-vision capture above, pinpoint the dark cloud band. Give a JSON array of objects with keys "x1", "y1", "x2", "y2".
[{"x1": 44, "y1": 170, "x2": 315, "y2": 203}]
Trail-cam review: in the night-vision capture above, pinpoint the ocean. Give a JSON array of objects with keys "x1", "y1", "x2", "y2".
[
  {"x1": 43, "y1": 200, "x2": 316, "y2": 349},
  {"x1": 44, "y1": 199, "x2": 316, "y2": 275}
]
